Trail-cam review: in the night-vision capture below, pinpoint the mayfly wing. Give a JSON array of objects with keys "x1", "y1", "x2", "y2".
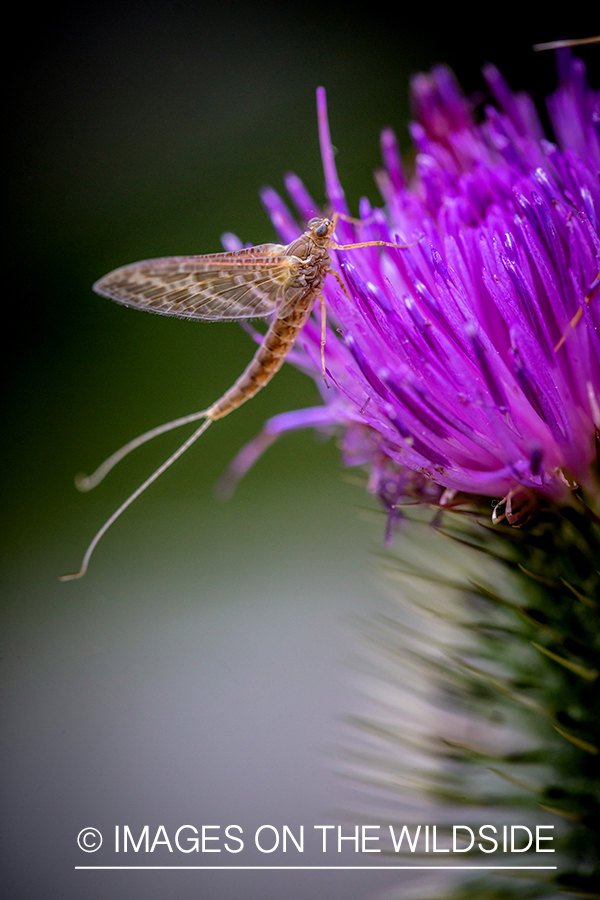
[{"x1": 93, "y1": 243, "x2": 298, "y2": 321}]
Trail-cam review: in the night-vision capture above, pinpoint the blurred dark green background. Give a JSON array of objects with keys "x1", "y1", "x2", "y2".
[{"x1": 3, "y1": 3, "x2": 597, "y2": 897}]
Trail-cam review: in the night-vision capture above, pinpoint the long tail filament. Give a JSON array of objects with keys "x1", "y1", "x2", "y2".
[{"x1": 60, "y1": 416, "x2": 213, "y2": 581}]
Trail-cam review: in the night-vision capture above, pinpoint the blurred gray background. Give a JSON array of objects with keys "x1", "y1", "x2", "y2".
[{"x1": 3, "y1": 3, "x2": 596, "y2": 897}]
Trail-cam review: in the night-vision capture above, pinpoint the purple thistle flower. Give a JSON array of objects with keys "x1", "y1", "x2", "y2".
[{"x1": 228, "y1": 56, "x2": 600, "y2": 532}]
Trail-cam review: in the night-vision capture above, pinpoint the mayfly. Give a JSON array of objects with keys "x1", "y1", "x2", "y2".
[{"x1": 61, "y1": 214, "x2": 416, "y2": 580}]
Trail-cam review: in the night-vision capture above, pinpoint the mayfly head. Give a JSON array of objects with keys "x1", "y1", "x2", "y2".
[{"x1": 307, "y1": 216, "x2": 336, "y2": 241}]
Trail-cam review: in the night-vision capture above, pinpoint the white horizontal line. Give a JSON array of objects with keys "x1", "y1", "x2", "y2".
[{"x1": 75, "y1": 865, "x2": 558, "y2": 871}]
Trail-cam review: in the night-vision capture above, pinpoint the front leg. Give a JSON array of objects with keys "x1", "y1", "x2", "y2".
[
  {"x1": 318, "y1": 291, "x2": 329, "y2": 387},
  {"x1": 318, "y1": 267, "x2": 354, "y2": 388}
]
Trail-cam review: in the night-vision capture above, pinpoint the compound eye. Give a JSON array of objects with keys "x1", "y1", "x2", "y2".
[
  {"x1": 307, "y1": 217, "x2": 320, "y2": 227},
  {"x1": 314, "y1": 222, "x2": 328, "y2": 237}
]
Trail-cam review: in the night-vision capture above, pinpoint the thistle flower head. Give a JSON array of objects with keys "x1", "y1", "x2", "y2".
[
  {"x1": 251, "y1": 56, "x2": 600, "y2": 897},
  {"x1": 235, "y1": 56, "x2": 600, "y2": 529}
]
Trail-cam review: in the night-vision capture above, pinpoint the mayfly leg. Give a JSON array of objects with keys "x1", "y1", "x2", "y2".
[
  {"x1": 329, "y1": 210, "x2": 423, "y2": 253},
  {"x1": 554, "y1": 271, "x2": 599, "y2": 352},
  {"x1": 318, "y1": 224, "x2": 422, "y2": 382},
  {"x1": 317, "y1": 292, "x2": 329, "y2": 385}
]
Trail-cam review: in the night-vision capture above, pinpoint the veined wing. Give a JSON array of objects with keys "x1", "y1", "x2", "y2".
[{"x1": 93, "y1": 243, "x2": 298, "y2": 321}]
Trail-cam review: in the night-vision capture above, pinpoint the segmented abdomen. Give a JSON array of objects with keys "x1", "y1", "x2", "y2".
[{"x1": 205, "y1": 292, "x2": 315, "y2": 420}]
